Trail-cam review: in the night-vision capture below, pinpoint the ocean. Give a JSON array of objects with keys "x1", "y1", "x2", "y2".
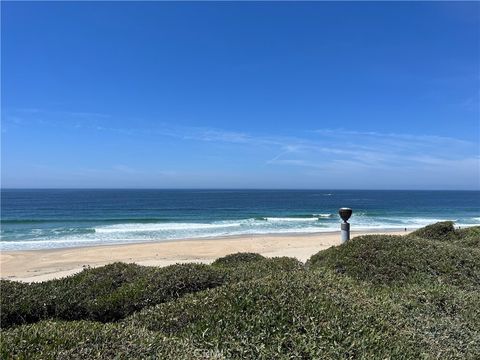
[{"x1": 1, "y1": 189, "x2": 479, "y2": 250}]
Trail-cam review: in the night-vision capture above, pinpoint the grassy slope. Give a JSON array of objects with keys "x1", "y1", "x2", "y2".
[
  {"x1": 1, "y1": 222, "x2": 479, "y2": 359},
  {"x1": 307, "y1": 236, "x2": 480, "y2": 288},
  {"x1": 1, "y1": 257, "x2": 301, "y2": 328},
  {"x1": 126, "y1": 272, "x2": 480, "y2": 359},
  {"x1": 1, "y1": 262, "x2": 227, "y2": 327}
]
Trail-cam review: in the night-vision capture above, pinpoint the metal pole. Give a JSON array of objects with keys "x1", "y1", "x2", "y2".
[{"x1": 341, "y1": 222, "x2": 350, "y2": 243}]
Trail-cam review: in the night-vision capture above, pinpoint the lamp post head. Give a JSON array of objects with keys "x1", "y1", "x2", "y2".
[{"x1": 339, "y1": 208, "x2": 352, "y2": 223}]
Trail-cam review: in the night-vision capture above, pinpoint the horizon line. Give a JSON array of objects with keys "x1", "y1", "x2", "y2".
[{"x1": 1, "y1": 188, "x2": 479, "y2": 192}]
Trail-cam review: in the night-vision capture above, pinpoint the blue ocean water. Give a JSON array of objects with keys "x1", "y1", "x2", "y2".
[{"x1": 1, "y1": 189, "x2": 479, "y2": 250}]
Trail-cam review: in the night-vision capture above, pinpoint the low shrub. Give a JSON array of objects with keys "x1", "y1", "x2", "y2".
[
  {"x1": 1, "y1": 262, "x2": 226, "y2": 328},
  {"x1": 306, "y1": 234, "x2": 480, "y2": 288},
  {"x1": 408, "y1": 222, "x2": 480, "y2": 248},
  {"x1": 222, "y1": 256, "x2": 304, "y2": 283},
  {"x1": 409, "y1": 221, "x2": 457, "y2": 241},
  {"x1": 125, "y1": 271, "x2": 413, "y2": 358},
  {"x1": 4, "y1": 270, "x2": 478, "y2": 359},
  {"x1": 126, "y1": 270, "x2": 480, "y2": 358},
  {"x1": 388, "y1": 282, "x2": 480, "y2": 357},
  {"x1": 212, "y1": 252, "x2": 265, "y2": 268},
  {"x1": 1, "y1": 257, "x2": 303, "y2": 328},
  {"x1": 0, "y1": 320, "x2": 216, "y2": 359},
  {"x1": 455, "y1": 226, "x2": 480, "y2": 247}
]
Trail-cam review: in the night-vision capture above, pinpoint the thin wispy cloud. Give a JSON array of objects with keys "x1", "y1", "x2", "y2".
[
  {"x1": 3, "y1": 108, "x2": 479, "y2": 189},
  {"x1": 261, "y1": 128, "x2": 479, "y2": 180},
  {"x1": 159, "y1": 126, "x2": 479, "y2": 182},
  {"x1": 4, "y1": 108, "x2": 477, "y2": 164}
]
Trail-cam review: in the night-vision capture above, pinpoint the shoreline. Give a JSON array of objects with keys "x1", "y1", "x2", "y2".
[
  {"x1": 1, "y1": 229, "x2": 410, "y2": 282},
  {"x1": 1, "y1": 226, "x2": 410, "y2": 253}
]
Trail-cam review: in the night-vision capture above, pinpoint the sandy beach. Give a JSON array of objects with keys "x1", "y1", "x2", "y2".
[{"x1": 0, "y1": 230, "x2": 409, "y2": 282}]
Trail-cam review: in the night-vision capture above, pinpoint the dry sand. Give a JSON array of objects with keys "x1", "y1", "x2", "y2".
[{"x1": 1, "y1": 230, "x2": 408, "y2": 282}]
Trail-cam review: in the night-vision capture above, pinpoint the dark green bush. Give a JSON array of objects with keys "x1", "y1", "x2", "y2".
[
  {"x1": 0, "y1": 320, "x2": 217, "y2": 359},
  {"x1": 125, "y1": 271, "x2": 415, "y2": 358},
  {"x1": 306, "y1": 234, "x2": 480, "y2": 288},
  {"x1": 409, "y1": 221, "x2": 457, "y2": 241},
  {"x1": 388, "y1": 282, "x2": 480, "y2": 357},
  {"x1": 126, "y1": 270, "x2": 480, "y2": 358},
  {"x1": 0, "y1": 280, "x2": 37, "y2": 327},
  {"x1": 0, "y1": 257, "x2": 303, "y2": 329},
  {"x1": 211, "y1": 252, "x2": 265, "y2": 267},
  {"x1": 222, "y1": 256, "x2": 304, "y2": 283},
  {"x1": 1, "y1": 262, "x2": 226, "y2": 328},
  {"x1": 408, "y1": 222, "x2": 480, "y2": 248},
  {"x1": 4, "y1": 270, "x2": 478, "y2": 359},
  {"x1": 455, "y1": 226, "x2": 480, "y2": 247},
  {"x1": 211, "y1": 252, "x2": 304, "y2": 283}
]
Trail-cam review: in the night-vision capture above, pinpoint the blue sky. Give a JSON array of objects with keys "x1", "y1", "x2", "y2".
[{"x1": 2, "y1": 2, "x2": 479, "y2": 189}]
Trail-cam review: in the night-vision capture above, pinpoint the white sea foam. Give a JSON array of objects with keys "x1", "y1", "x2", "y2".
[
  {"x1": 314, "y1": 214, "x2": 334, "y2": 218},
  {"x1": 0, "y1": 226, "x2": 331, "y2": 251},
  {"x1": 265, "y1": 217, "x2": 319, "y2": 222},
  {"x1": 95, "y1": 222, "x2": 242, "y2": 233},
  {"x1": 3, "y1": 215, "x2": 479, "y2": 251}
]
